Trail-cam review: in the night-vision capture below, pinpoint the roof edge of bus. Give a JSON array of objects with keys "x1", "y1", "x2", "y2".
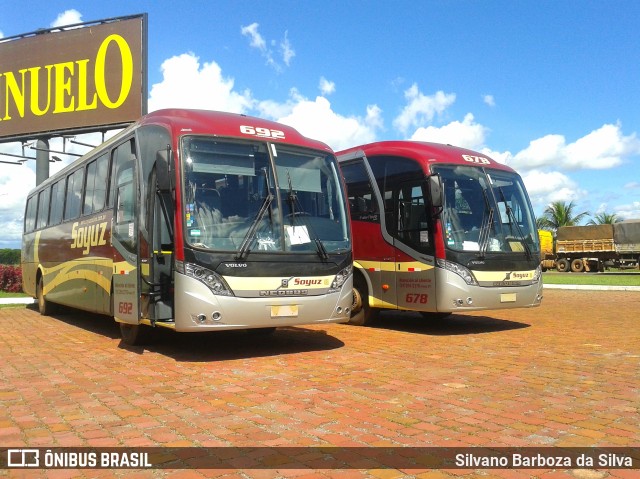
[
  {"x1": 140, "y1": 108, "x2": 334, "y2": 153},
  {"x1": 336, "y1": 140, "x2": 517, "y2": 173},
  {"x1": 24, "y1": 109, "x2": 335, "y2": 197}
]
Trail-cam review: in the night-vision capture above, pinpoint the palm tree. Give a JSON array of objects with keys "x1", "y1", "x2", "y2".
[
  {"x1": 587, "y1": 212, "x2": 620, "y2": 225},
  {"x1": 538, "y1": 201, "x2": 589, "y2": 234}
]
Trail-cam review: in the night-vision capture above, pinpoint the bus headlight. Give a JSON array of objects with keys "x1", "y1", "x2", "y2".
[
  {"x1": 185, "y1": 263, "x2": 234, "y2": 296},
  {"x1": 436, "y1": 259, "x2": 478, "y2": 286},
  {"x1": 532, "y1": 265, "x2": 542, "y2": 283},
  {"x1": 329, "y1": 264, "x2": 352, "y2": 293}
]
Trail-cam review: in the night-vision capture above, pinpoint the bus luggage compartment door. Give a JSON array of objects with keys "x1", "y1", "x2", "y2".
[{"x1": 113, "y1": 273, "x2": 140, "y2": 324}]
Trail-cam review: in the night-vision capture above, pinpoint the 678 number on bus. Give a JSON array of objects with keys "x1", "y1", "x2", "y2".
[{"x1": 405, "y1": 293, "x2": 428, "y2": 304}]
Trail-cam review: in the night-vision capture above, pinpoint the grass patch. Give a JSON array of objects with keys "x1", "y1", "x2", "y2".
[
  {"x1": 0, "y1": 291, "x2": 29, "y2": 298},
  {"x1": 543, "y1": 272, "x2": 640, "y2": 286}
]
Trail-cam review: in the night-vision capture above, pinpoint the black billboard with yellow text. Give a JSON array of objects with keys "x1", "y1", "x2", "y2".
[{"x1": 0, "y1": 14, "x2": 147, "y2": 142}]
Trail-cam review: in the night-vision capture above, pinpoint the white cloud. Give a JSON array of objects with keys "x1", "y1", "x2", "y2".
[
  {"x1": 276, "y1": 96, "x2": 382, "y2": 151},
  {"x1": 483, "y1": 94, "x2": 496, "y2": 107},
  {"x1": 147, "y1": 53, "x2": 379, "y2": 151},
  {"x1": 614, "y1": 201, "x2": 640, "y2": 220},
  {"x1": 148, "y1": 53, "x2": 254, "y2": 113},
  {"x1": 393, "y1": 84, "x2": 456, "y2": 135},
  {"x1": 510, "y1": 123, "x2": 640, "y2": 172},
  {"x1": 241, "y1": 22, "x2": 294, "y2": 71},
  {"x1": 564, "y1": 123, "x2": 640, "y2": 169},
  {"x1": 50, "y1": 9, "x2": 82, "y2": 28},
  {"x1": 480, "y1": 148, "x2": 512, "y2": 165},
  {"x1": 520, "y1": 169, "x2": 587, "y2": 210},
  {"x1": 410, "y1": 113, "x2": 487, "y2": 150},
  {"x1": 240, "y1": 22, "x2": 266, "y2": 50},
  {"x1": 280, "y1": 31, "x2": 295, "y2": 66},
  {"x1": 319, "y1": 77, "x2": 336, "y2": 96}
]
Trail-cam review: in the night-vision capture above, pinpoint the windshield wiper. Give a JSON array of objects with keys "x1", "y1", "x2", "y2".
[
  {"x1": 236, "y1": 168, "x2": 274, "y2": 261},
  {"x1": 235, "y1": 193, "x2": 274, "y2": 260},
  {"x1": 478, "y1": 188, "x2": 495, "y2": 258},
  {"x1": 286, "y1": 169, "x2": 328, "y2": 261}
]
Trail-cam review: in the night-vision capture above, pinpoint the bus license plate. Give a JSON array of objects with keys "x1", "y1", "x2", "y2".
[
  {"x1": 500, "y1": 293, "x2": 517, "y2": 303},
  {"x1": 271, "y1": 305, "x2": 298, "y2": 318}
]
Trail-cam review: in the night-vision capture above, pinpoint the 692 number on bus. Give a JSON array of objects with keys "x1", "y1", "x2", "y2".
[{"x1": 240, "y1": 125, "x2": 285, "y2": 139}]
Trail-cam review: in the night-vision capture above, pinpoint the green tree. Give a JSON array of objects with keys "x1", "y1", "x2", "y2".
[
  {"x1": 587, "y1": 212, "x2": 620, "y2": 225},
  {"x1": 537, "y1": 201, "x2": 590, "y2": 234},
  {"x1": 0, "y1": 249, "x2": 21, "y2": 265}
]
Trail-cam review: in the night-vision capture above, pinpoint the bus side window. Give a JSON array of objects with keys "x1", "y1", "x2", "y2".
[
  {"x1": 109, "y1": 139, "x2": 135, "y2": 208},
  {"x1": 49, "y1": 179, "x2": 64, "y2": 226},
  {"x1": 25, "y1": 196, "x2": 37, "y2": 233},
  {"x1": 49, "y1": 180, "x2": 65, "y2": 225},
  {"x1": 114, "y1": 167, "x2": 136, "y2": 253},
  {"x1": 83, "y1": 159, "x2": 98, "y2": 216},
  {"x1": 36, "y1": 187, "x2": 51, "y2": 230},
  {"x1": 64, "y1": 169, "x2": 84, "y2": 221}
]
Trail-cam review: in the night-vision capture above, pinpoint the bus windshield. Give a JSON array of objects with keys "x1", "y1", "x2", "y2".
[
  {"x1": 433, "y1": 165, "x2": 539, "y2": 255},
  {"x1": 182, "y1": 137, "x2": 350, "y2": 255}
]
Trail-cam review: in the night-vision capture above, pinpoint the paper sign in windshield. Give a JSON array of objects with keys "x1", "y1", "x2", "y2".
[{"x1": 286, "y1": 225, "x2": 311, "y2": 245}]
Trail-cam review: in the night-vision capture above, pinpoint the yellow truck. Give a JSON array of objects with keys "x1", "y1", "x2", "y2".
[{"x1": 538, "y1": 220, "x2": 640, "y2": 272}]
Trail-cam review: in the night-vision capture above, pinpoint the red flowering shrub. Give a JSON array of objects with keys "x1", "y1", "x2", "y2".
[{"x1": 0, "y1": 265, "x2": 23, "y2": 293}]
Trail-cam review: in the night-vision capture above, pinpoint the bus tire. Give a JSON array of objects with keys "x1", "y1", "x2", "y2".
[
  {"x1": 556, "y1": 258, "x2": 570, "y2": 272},
  {"x1": 570, "y1": 258, "x2": 584, "y2": 273},
  {"x1": 119, "y1": 323, "x2": 150, "y2": 346},
  {"x1": 36, "y1": 274, "x2": 56, "y2": 316},
  {"x1": 349, "y1": 275, "x2": 377, "y2": 326}
]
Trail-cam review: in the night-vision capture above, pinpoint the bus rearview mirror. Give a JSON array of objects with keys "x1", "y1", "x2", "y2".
[
  {"x1": 155, "y1": 146, "x2": 173, "y2": 191},
  {"x1": 428, "y1": 174, "x2": 443, "y2": 209}
]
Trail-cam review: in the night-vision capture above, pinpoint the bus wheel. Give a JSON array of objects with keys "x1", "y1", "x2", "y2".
[
  {"x1": 119, "y1": 323, "x2": 150, "y2": 346},
  {"x1": 36, "y1": 275, "x2": 55, "y2": 316},
  {"x1": 349, "y1": 276, "x2": 377, "y2": 326},
  {"x1": 570, "y1": 258, "x2": 584, "y2": 273},
  {"x1": 556, "y1": 258, "x2": 570, "y2": 272}
]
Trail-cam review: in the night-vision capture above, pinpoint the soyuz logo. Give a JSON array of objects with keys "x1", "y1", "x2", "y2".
[
  {"x1": 281, "y1": 277, "x2": 325, "y2": 288},
  {"x1": 71, "y1": 221, "x2": 108, "y2": 255},
  {"x1": 292, "y1": 278, "x2": 323, "y2": 287}
]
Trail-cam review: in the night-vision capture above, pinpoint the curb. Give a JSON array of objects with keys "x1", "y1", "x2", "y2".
[{"x1": 0, "y1": 298, "x2": 36, "y2": 304}]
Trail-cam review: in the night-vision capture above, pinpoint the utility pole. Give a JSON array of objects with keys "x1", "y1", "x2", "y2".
[{"x1": 35, "y1": 138, "x2": 50, "y2": 185}]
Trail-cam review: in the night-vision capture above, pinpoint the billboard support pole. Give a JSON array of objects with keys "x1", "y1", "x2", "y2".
[{"x1": 35, "y1": 138, "x2": 50, "y2": 186}]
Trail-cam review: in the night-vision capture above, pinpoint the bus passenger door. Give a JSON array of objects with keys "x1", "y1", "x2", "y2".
[
  {"x1": 393, "y1": 180, "x2": 437, "y2": 312},
  {"x1": 111, "y1": 155, "x2": 140, "y2": 326},
  {"x1": 143, "y1": 188, "x2": 174, "y2": 322}
]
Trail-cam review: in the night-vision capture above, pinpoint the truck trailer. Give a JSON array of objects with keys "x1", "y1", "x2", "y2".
[{"x1": 539, "y1": 220, "x2": 640, "y2": 272}]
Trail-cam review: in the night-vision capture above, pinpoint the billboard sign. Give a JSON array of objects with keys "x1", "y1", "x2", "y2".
[{"x1": 0, "y1": 14, "x2": 147, "y2": 142}]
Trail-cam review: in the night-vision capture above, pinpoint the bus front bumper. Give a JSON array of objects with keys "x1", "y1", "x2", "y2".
[{"x1": 172, "y1": 272, "x2": 353, "y2": 332}]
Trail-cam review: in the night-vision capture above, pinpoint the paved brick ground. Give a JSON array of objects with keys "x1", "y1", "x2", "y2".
[{"x1": 1, "y1": 289, "x2": 638, "y2": 478}]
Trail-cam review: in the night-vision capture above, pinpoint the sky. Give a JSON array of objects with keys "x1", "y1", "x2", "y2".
[{"x1": 1, "y1": 1, "x2": 639, "y2": 249}]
